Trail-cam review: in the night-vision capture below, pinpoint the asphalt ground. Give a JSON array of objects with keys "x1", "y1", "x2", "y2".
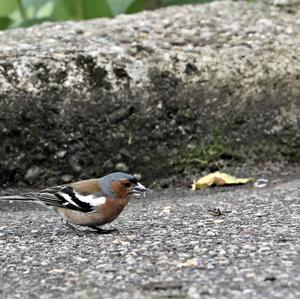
[{"x1": 0, "y1": 174, "x2": 300, "y2": 299}]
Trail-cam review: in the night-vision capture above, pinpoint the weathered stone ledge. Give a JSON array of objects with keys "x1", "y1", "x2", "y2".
[{"x1": 0, "y1": 1, "x2": 299, "y2": 187}]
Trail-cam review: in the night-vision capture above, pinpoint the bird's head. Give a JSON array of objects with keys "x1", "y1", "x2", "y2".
[{"x1": 100, "y1": 172, "x2": 148, "y2": 199}]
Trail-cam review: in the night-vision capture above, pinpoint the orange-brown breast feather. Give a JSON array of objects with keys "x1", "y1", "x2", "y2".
[
  {"x1": 98, "y1": 198, "x2": 129, "y2": 223},
  {"x1": 56, "y1": 198, "x2": 129, "y2": 226},
  {"x1": 70, "y1": 179, "x2": 101, "y2": 195}
]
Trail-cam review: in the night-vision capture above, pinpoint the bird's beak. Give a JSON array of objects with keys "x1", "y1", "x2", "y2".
[{"x1": 132, "y1": 183, "x2": 149, "y2": 197}]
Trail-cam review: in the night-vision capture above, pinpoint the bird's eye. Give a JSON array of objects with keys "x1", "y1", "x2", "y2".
[{"x1": 124, "y1": 182, "x2": 131, "y2": 188}]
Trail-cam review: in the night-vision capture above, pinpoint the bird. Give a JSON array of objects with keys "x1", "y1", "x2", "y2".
[{"x1": 0, "y1": 172, "x2": 148, "y2": 234}]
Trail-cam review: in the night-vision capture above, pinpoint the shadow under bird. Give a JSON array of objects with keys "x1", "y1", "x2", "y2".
[{"x1": 0, "y1": 172, "x2": 148, "y2": 233}]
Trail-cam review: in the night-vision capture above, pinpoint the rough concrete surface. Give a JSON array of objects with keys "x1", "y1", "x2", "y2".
[
  {"x1": 0, "y1": 169, "x2": 300, "y2": 299},
  {"x1": 0, "y1": 1, "x2": 300, "y2": 187}
]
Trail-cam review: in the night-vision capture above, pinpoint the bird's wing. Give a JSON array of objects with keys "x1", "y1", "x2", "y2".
[{"x1": 38, "y1": 184, "x2": 105, "y2": 213}]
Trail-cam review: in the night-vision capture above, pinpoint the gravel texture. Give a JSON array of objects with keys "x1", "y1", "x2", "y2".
[{"x1": 1, "y1": 174, "x2": 300, "y2": 298}]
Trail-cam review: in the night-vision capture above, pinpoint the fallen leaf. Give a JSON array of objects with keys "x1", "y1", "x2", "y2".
[
  {"x1": 177, "y1": 258, "x2": 198, "y2": 268},
  {"x1": 213, "y1": 219, "x2": 224, "y2": 224},
  {"x1": 192, "y1": 172, "x2": 254, "y2": 190}
]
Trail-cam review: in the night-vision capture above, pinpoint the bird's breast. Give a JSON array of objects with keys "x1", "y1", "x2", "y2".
[{"x1": 56, "y1": 198, "x2": 129, "y2": 226}]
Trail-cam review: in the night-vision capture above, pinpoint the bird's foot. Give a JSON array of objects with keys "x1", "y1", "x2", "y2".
[
  {"x1": 62, "y1": 220, "x2": 117, "y2": 235},
  {"x1": 63, "y1": 221, "x2": 86, "y2": 236}
]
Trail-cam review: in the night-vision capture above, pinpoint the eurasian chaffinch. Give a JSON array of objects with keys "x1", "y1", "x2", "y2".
[{"x1": 0, "y1": 172, "x2": 148, "y2": 233}]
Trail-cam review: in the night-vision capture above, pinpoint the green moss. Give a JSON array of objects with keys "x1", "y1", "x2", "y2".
[{"x1": 172, "y1": 133, "x2": 238, "y2": 169}]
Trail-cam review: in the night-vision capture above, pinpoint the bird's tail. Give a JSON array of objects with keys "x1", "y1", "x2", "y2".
[{"x1": 0, "y1": 194, "x2": 38, "y2": 201}]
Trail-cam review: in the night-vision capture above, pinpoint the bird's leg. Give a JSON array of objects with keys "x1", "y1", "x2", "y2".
[
  {"x1": 61, "y1": 218, "x2": 116, "y2": 235},
  {"x1": 65, "y1": 222, "x2": 78, "y2": 231},
  {"x1": 61, "y1": 219, "x2": 85, "y2": 235},
  {"x1": 87, "y1": 226, "x2": 118, "y2": 234}
]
